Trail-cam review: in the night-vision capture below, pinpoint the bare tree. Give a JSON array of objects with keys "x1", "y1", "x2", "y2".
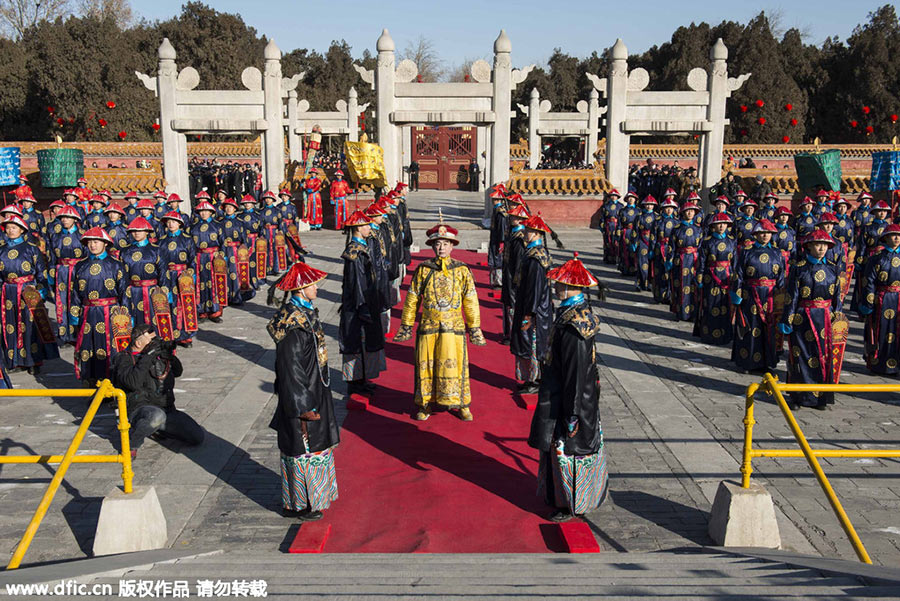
[
  {"x1": 0, "y1": 0, "x2": 71, "y2": 39},
  {"x1": 446, "y1": 58, "x2": 480, "y2": 82},
  {"x1": 77, "y1": 0, "x2": 132, "y2": 28},
  {"x1": 399, "y1": 35, "x2": 443, "y2": 82}
]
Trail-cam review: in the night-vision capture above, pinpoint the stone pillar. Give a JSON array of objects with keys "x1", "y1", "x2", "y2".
[
  {"x1": 348, "y1": 87, "x2": 359, "y2": 142},
  {"x1": 701, "y1": 39, "x2": 729, "y2": 211},
  {"x1": 287, "y1": 90, "x2": 301, "y2": 163},
  {"x1": 587, "y1": 88, "x2": 600, "y2": 166},
  {"x1": 605, "y1": 39, "x2": 630, "y2": 195},
  {"x1": 376, "y1": 29, "x2": 399, "y2": 185},
  {"x1": 156, "y1": 39, "x2": 187, "y2": 201},
  {"x1": 400, "y1": 126, "x2": 411, "y2": 185},
  {"x1": 528, "y1": 88, "x2": 540, "y2": 170},
  {"x1": 263, "y1": 40, "x2": 285, "y2": 193},
  {"x1": 489, "y1": 30, "x2": 513, "y2": 223}
]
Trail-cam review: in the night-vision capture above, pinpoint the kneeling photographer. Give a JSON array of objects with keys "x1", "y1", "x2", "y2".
[{"x1": 112, "y1": 324, "x2": 204, "y2": 458}]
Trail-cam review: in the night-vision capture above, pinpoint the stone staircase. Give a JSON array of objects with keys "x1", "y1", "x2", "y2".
[{"x1": 10, "y1": 548, "x2": 899, "y2": 600}]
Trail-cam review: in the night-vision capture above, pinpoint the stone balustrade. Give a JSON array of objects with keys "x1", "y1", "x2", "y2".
[
  {"x1": 508, "y1": 169, "x2": 610, "y2": 196},
  {"x1": 1, "y1": 140, "x2": 262, "y2": 158}
]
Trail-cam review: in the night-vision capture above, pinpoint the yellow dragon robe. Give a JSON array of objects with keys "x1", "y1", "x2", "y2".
[{"x1": 399, "y1": 257, "x2": 485, "y2": 408}]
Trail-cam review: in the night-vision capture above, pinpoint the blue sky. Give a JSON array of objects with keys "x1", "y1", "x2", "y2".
[{"x1": 137, "y1": 1, "x2": 889, "y2": 68}]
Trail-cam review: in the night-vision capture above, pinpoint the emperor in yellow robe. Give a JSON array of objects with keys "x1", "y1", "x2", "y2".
[{"x1": 395, "y1": 257, "x2": 486, "y2": 411}]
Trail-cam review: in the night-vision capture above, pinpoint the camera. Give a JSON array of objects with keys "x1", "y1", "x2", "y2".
[{"x1": 144, "y1": 337, "x2": 177, "y2": 360}]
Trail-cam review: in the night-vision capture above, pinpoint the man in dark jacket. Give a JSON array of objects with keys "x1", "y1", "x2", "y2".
[
  {"x1": 111, "y1": 324, "x2": 204, "y2": 457},
  {"x1": 528, "y1": 255, "x2": 608, "y2": 522}
]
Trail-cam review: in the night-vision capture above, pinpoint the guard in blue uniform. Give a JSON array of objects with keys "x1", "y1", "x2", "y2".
[
  {"x1": 103, "y1": 204, "x2": 129, "y2": 258},
  {"x1": 279, "y1": 188, "x2": 301, "y2": 263},
  {"x1": 19, "y1": 195, "x2": 46, "y2": 242},
  {"x1": 773, "y1": 207, "x2": 796, "y2": 280},
  {"x1": 630, "y1": 196, "x2": 658, "y2": 292},
  {"x1": 153, "y1": 191, "x2": 170, "y2": 220},
  {"x1": 816, "y1": 213, "x2": 846, "y2": 275},
  {"x1": 71, "y1": 227, "x2": 128, "y2": 384},
  {"x1": 832, "y1": 198, "x2": 855, "y2": 250},
  {"x1": 651, "y1": 197, "x2": 678, "y2": 304},
  {"x1": 63, "y1": 189, "x2": 87, "y2": 220},
  {"x1": 759, "y1": 192, "x2": 779, "y2": 222},
  {"x1": 616, "y1": 191, "x2": 639, "y2": 276},
  {"x1": 121, "y1": 217, "x2": 162, "y2": 329},
  {"x1": 734, "y1": 199, "x2": 759, "y2": 252},
  {"x1": 669, "y1": 202, "x2": 702, "y2": 321},
  {"x1": 731, "y1": 219, "x2": 785, "y2": 372},
  {"x1": 779, "y1": 230, "x2": 842, "y2": 409},
  {"x1": 702, "y1": 195, "x2": 731, "y2": 229},
  {"x1": 135, "y1": 199, "x2": 159, "y2": 241},
  {"x1": 851, "y1": 192, "x2": 873, "y2": 232},
  {"x1": 694, "y1": 212, "x2": 736, "y2": 345},
  {"x1": 852, "y1": 200, "x2": 891, "y2": 313},
  {"x1": 190, "y1": 201, "x2": 224, "y2": 323},
  {"x1": 601, "y1": 189, "x2": 622, "y2": 264},
  {"x1": 260, "y1": 191, "x2": 283, "y2": 275},
  {"x1": 48, "y1": 206, "x2": 85, "y2": 344},
  {"x1": 0, "y1": 215, "x2": 58, "y2": 373},
  {"x1": 158, "y1": 211, "x2": 198, "y2": 346},
  {"x1": 84, "y1": 195, "x2": 109, "y2": 229},
  {"x1": 158, "y1": 194, "x2": 190, "y2": 240},
  {"x1": 123, "y1": 191, "x2": 140, "y2": 223},
  {"x1": 860, "y1": 224, "x2": 900, "y2": 375},
  {"x1": 220, "y1": 198, "x2": 256, "y2": 305},
  {"x1": 794, "y1": 197, "x2": 817, "y2": 240}
]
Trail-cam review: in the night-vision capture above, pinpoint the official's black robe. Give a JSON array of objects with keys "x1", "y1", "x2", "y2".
[
  {"x1": 511, "y1": 243, "x2": 552, "y2": 361},
  {"x1": 528, "y1": 299, "x2": 603, "y2": 456},
  {"x1": 397, "y1": 199, "x2": 413, "y2": 266},
  {"x1": 338, "y1": 240, "x2": 384, "y2": 355},
  {"x1": 488, "y1": 204, "x2": 508, "y2": 272},
  {"x1": 268, "y1": 302, "x2": 339, "y2": 455},
  {"x1": 501, "y1": 228, "x2": 526, "y2": 338}
]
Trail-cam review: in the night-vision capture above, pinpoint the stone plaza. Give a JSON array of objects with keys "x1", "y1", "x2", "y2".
[{"x1": 1, "y1": 192, "x2": 900, "y2": 590}]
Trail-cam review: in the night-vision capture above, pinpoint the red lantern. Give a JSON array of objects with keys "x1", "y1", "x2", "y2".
[
  {"x1": 790, "y1": 118, "x2": 798, "y2": 126},
  {"x1": 782, "y1": 135, "x2": 790, "y2": 143},
  {"x1": 892, "y1": 114, "x2": 899, "y2": 123},
  {"x1": 740, "y1": 105, "x2": 748, "y2": 113},
  {"x1": 47, "y1": 106, "x2": 54, "y2": 113},
  {"x1": 755, "y1": 99, "x2": 764, "y2": 108},
  {"x1": 739, "y1": 128, "x2": 748, "y2": 136},
  {"x1": 863, "y1": 106, "x2": 871, "y2": 114},
  {"x1": 785, "y1": 103, "x2": 793, "y2": 111},
  {"x1": 118, "y1": 130, "x2": 127, "y2": 139},
  {"x1": 56, "y1": 117, "x2": 64, "y2": 125},
  {"x1": 151, "y1": 123, "x2": 161, "y2": 131},
  {"x1": 68, "y1": 117, "x2": 74, "y2": 124},
  {"x1": 107, "y1": 101, "x2": 116, "y2": 109},
  {"x1": 850, "y1": 120, "x2": 858, "y2": 128},
  {"x1": 866, "y1": 125, "x2": 874, "y2": 134},
  {"x1": 98, "y1": 118, "x2": 107, "y2": 127},
  {"x1": 757, "y1": 117, "x2": 766, "y2": 125},
  {"x1": 87, "y1": 128, "x2": 93, "y2": 134}
]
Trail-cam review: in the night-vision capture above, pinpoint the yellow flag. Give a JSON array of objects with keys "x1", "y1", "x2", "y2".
[{"x1": 344, "y1": 140, "x2": 387, "y2": 188}]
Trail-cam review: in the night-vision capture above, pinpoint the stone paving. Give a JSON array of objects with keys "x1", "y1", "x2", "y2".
[{"x1": 1, "y1": 190, "x2": 899, "y2": 568}]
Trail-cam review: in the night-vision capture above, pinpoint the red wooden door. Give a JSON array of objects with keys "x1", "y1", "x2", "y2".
[{"x1": 411, "y1": 127, "x2": 477, "y2": 190}]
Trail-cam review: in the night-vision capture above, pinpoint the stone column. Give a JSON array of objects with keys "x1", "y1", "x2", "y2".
[
  {"x1": 489, "y1": 30, "x2": 513, "y2": 223},
  {"x1": 348, "y1": 87, "x2": 359, "y2": 142},
  {"x1": 262, "y1": 40, "x2": 285, "y2": 193},
  {"x1": 605, "y1": 39, "x2": 630, "y2": 195},
  {"x1": 528, "y1": 88, "x2": 540, "y2": 170},
  {"x1": 376, "y1": 29, "x2": 399, "y2": 185},
  {"x1": 400, "y1": 126, "x2": 411, "y2": 185},
  {"x1": 701, "y1": 39, "x2": 729, "y2": 211},
  {"x1": 156, "y1": 39, "x2": 187, "y2": 202},
  {"x1": 287, "y1": 90, "x2": 301, "y2": 163},
  {"x1": 587, "y1": 88, "x2": 599, "y2": 166}
]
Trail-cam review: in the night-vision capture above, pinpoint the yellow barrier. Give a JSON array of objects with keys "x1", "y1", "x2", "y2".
[
  {"x1": 0, "y1": 379, "x2": 132, "y2": 570},
  {"x1": 741, "y1": 373, "x2": 900, "y2": 564}
]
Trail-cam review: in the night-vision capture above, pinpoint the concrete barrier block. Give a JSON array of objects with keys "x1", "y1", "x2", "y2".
[
  {"x1": 709, "y1": 480, "x2": 781, "y2": 549},
  {"x1": 92, "y1": 486, "x2": 167, "y2": 556}
]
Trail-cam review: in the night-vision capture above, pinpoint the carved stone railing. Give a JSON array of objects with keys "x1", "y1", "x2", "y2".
[
  {"x1": 732, "y1": 168, "x2": 872, "y2": 196},
  {"x1": 508, "y1": 169, "x2": 610, "y2": 196}
]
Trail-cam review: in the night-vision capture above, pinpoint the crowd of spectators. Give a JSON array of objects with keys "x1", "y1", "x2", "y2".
[{"x1": 188, "y1": 158, "x2": 262, "y2": 201}]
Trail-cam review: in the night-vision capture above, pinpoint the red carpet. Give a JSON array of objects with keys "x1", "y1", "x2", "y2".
[{"x1": 323, "y1": 250, "x2": 562, "y2": 552}]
